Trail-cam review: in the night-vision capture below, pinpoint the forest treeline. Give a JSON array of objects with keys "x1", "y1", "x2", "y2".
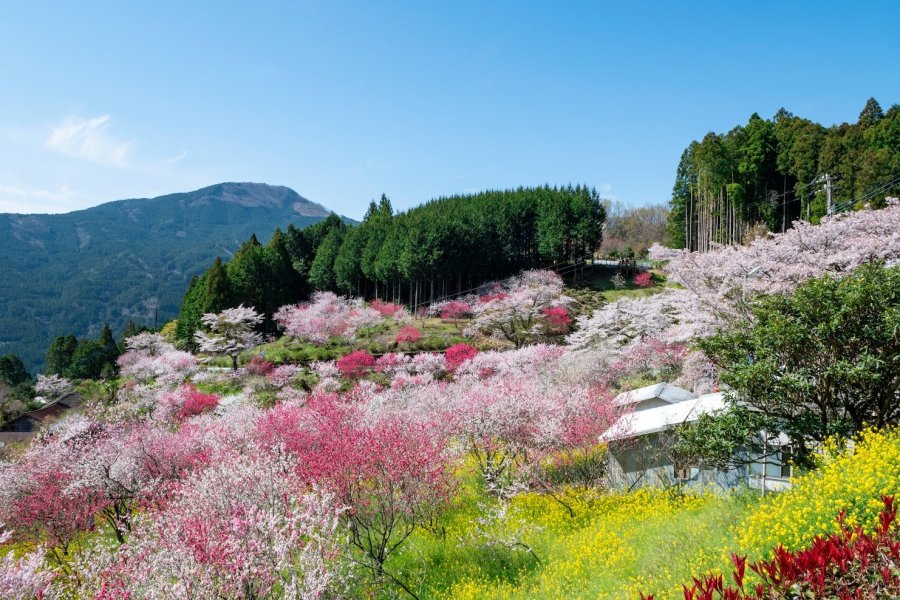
[
  {"x1": 176, "y1": 186, "x2": 606, "y2": 345},
  {"x1": 667, "y1": 97, "x2": 900, "y2": 251}
]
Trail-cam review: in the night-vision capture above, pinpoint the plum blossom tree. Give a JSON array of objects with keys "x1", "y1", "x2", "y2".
[
  {"x1": 0, "y1": 429, "x2": 107, "y2": 565},
  {"x1": 395, "y1": 325, "x2": 422, "y2": 343},
  {"x1": 117, "y1": 333, "x2": 197, "y2": 385},
  {"x1": 275, "y1": 291, "x2": 383, "y2": 344},
  {"x1": 466, "y1": 270, "x2": 573, "y2": 348},
  {"x1": 0, "y1": 529, "x2": 52, "y2": 600},
  {"x1": 444, "y1": 343, "x2": 478, "y2": 372},
  {"x1": 258, "y1": 395, "x2": 452, "y2": 596},
  {"x1": 64, "y1": 448, "x2": 347, "y2": 600},
  {"x1": 194, "y1": 305, "x2": 263, "y2": 370},
  {"x1": 335, "y1": 350, "x2": 376, "y2": 380}
]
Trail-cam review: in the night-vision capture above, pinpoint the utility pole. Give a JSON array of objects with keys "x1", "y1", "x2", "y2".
[{"x1": 825, "y1": 173, "x2": 833, "y2": 216}]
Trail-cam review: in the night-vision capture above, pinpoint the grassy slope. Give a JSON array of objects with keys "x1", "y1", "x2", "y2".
[{"x1": 383, "y1": 480, "x2": 759, "y2": 600}]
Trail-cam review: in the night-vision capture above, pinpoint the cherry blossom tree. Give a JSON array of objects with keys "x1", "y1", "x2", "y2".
[
  {"x1": 33, "y1": 373, "x2": 73, "y2": 403},
  {"x1": 194, "y1": 305, "x2": 263, "y2": 370},
  {"x1": 117, "y1": 333, "x2": 197, "y2": 385},
  {"x1": 657, "y1": 203, "x2": 900, "y2": 322}
]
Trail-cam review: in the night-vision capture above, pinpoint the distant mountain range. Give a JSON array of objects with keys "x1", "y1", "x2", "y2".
[{"x1": 0, "y1": 182, "x2": 347, "y2": 373}]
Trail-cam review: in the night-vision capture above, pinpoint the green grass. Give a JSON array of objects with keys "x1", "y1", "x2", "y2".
[
  {"x1": 217, "y1": 317, "x2": 483, "y2": 368},
  {"x1": 565, "y1": 268, "x2": 668, "y2": 318}
]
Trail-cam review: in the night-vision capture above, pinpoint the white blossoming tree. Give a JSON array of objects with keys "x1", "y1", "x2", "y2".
[{"x1": 194, "y1": 305, "x2": 264, "y2": 370}]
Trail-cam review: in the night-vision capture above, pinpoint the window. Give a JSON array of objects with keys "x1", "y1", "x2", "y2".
[{"x1": 780, "y1": 445, "x2": 793, "y2": 478}]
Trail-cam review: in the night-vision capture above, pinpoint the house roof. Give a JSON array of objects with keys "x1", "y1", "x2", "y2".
[
  {"x1": 602, "y1": 392, "x2": 727, "y2": 441},
  {"x1": 612, "y1": 382, "x2": 696, "y2": 407}
]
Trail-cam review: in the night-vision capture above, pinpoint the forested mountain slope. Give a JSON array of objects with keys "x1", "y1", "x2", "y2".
[{"x1": 0, "y1": 182, "x2": 341, "y2": 372}]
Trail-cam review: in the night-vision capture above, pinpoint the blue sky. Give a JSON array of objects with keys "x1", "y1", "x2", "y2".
[{"x1": 1, "y1": 1, "x2": 897, "y2": 219}]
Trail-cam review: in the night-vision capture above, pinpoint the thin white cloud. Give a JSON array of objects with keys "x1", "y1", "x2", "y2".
[
  {"x1": 0, "y1": 183, "x2": 86, "y2": 214},
  {"x1": 46, "y1": 115, "x2": 133, "y2": 167},
  {"x1": 161, "y1": 150, "x2": 188, "y2": 165}
]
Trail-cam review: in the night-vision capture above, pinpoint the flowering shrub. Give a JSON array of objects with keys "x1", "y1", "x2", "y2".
[
  {"x1": 245, "y1": 354, "x2": 275, "y2": 376},
  {"x1": 336, "y1": 350, "x2": 376, "y2": 379},
  {"x1": 371, "y1": 298, "x2": 405, "y2": 318},
  {"x1": 396, "y1": 325, "x2": 422, "y2": 343},
  {"x1": 445, "y1": 343, "x2": 478, "y2": 372},
  {"x1": 645, "y1": 496, "x2": 900, "y2": 600},
  {"x1": 633, "y1": 271, "x2": 653, "y2": 287}
]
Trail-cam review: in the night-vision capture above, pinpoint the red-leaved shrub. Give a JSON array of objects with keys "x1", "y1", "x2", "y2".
[
  {"x1": 633, "y1": 271, "x2": 653, "y2": 287},
  {"x1": 642, "y1": 495, "x2": 900, "y2": 600},
  {"x1": 445, "y1": 343, "x2": 478, "y2": 371},
  {"x1": 396, "y1": 325, "x2": 422, "y2": 343},
  {"x1": 336, "y1": 350, "x2": 376, "y2": 379}
]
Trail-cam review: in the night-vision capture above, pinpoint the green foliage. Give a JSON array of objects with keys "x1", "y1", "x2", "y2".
[
  {"x1": 45, "y1": 334, "x2": 78, "y2": 376},
  {"x1": 179, "y1": 186, "x2": 607, "y2": 347},
  {"x1": 0, "y1": 354, "x2": 30, "y2": 386},
  {"x1": 700, "y1": 263, "x2": 900, "y2": 466},
  {"x1": 675, "y1": 405, "x2": 770, "y2": 471}
]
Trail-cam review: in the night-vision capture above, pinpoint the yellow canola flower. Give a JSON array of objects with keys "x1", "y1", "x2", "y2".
[{"x1": 736, "y1": 427, "x2": 900, "y2": 556}]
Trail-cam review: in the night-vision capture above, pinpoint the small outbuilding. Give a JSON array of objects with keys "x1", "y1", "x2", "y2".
[{"x1": 603, "y1": 384, "x2": 792, "y2": 493}]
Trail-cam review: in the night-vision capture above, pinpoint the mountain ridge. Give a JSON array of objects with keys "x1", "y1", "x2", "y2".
[{"x1": 0, "y1": 182, "x2": 348, "y2": 372}]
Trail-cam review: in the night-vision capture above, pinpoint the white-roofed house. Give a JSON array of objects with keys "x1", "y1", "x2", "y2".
[{"x1": 603, "y1": 383, "x2": 793, "y2": 492}]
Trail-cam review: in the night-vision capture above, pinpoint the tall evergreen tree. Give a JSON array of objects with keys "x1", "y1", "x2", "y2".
[
  {"x1": 46, "y1": 334, "x2": 78, "y2": 376},
  {"x1": 203, "y1": 257, "x2": 232, "y2": 313},
  {"x1": 0, "y1": 354, "x2": 30, "y2": 386}
]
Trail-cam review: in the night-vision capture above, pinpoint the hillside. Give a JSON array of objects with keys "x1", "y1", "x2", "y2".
[{"x1": 0, "y1": 182, "x2": 344, "y2": 372}]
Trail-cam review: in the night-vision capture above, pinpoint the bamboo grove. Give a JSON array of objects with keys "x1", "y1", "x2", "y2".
[
  {"x1": 667, "y1": 97, "x2": 900, "y2": 251},
  {"x1": 176, "y1": 186, "x2": 605, "y2": 344}
]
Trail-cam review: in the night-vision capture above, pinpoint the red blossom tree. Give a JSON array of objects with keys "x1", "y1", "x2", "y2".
[
  {"x1": 445, "y1": 343, "x2": 479, "y2": 372},
  {"x1": 633, "y1": 271, "x2": 653, "y2": 287},
  {"x1": 245, "y1": 354, "x2": 274, "y2": 376},
  {"x1": 336, "y1": 350, "x2": 377, "y2": 379},
  {"x1": 178, "y1": 389, "x2": 219, "y2": 419},
  {"x1": 395, "y1": 325, "x2": 422, "y2": 343}
]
